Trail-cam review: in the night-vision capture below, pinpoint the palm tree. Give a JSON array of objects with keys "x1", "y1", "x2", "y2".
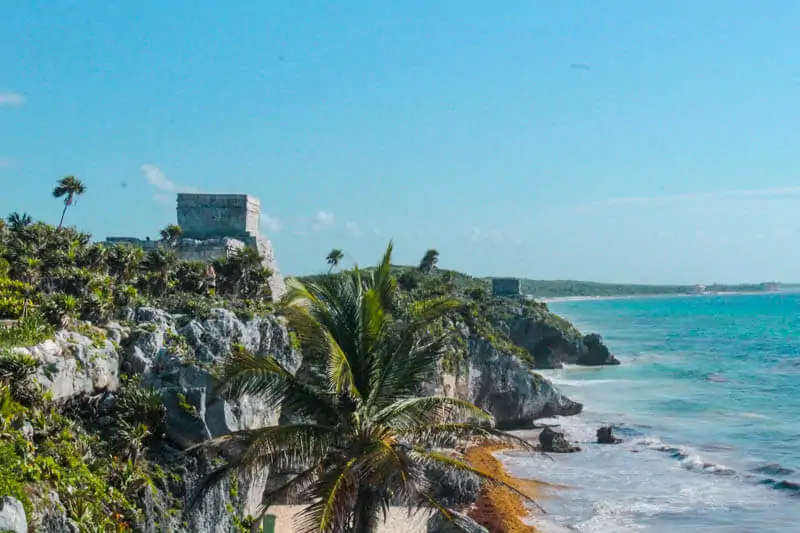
[
  {"x1": 53, "y1": 176, "x2": 87, "y2": 228},
  {"x1": 142, "y1": 248, "x2": 178, "y2": 296},
  {"x1": 326, "y1": 248, "x2": 344, "y2": 273},
  {"x1": 159, "y1": 224, "x2": 182, "y2": 247},
  {"x1": 227, "y1": 246, "x2": 265, "y2": 299},
  {"x1": 191, "y1": 241, "x2": 535, "y2": 533},
  {"x1": 418, "y1": 249, "x2": 439, "y2": 273},
  {"x1": 6, "y1": 212, "x2": 32, "y2": 232}
]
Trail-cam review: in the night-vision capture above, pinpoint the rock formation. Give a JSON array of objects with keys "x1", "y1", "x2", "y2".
[
  {"x1": 597, "y1": 425, "x2": 622, "y2": 444},
  {"x1": 6, "y1": 302, "x2": 586, "y2": 530},
  {"x1": 501, "y1": 304, "x2": 620, "y2": 369},
  {"x1": 539, "y1": 427, "x2": 581, "y2": 453}
]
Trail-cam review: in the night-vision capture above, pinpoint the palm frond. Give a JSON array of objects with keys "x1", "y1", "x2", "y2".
[
  {"x1": 410, "y1": 448, "x2": 546, "y2": 514},
  {"x1": 399, "y1": 422, "x2": 538, "y2": 452},
  {"x1": 295, "y1": 458, "x2": 360, "y2": 533},
  {"x1": 215, "y1": 347, "x2": 340, "y2": 423},
  {"x1": 374, "y1": 396, "x2": 492, "y2": 431}
]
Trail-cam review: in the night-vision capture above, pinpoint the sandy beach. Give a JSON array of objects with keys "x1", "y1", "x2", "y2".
[
  {"x1": 265, "y1": 506, "x2": 433, "y2": 533},
  {"x1": 263, "y1": 438, "x2": 549, "y2": 533}
]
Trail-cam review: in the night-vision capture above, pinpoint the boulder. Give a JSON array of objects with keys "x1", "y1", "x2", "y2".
[
  {"x1": 578, "y1": 334, "x2": 620, "y2": 366},
  {"x1": 539, "y1": 427, "x2": 581, "y2": 453},
  {"x1": 0, "y1": 496, "x2": 27, "y2": 533},
  {"x1": 23, "y1": 330, "x2": 119, "y2": 401},
  {"x1": 596, "y1": 426, "x2": 622, "y2": 444},
  {"x1": 126, "y1": 307, "x2": 302, "y2": 446},
  {"x1": 427, "y1": 511, "x2": 489, "y2": 533}
]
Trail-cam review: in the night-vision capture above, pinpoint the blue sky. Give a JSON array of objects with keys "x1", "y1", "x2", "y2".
[{"x1": 3, "y1": 1, "x2": 800, "y2": 284}]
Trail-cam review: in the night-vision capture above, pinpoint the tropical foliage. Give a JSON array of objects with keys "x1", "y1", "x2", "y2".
[
  {"x1": 0, "y1": 210, "x2": 276, "y2": 330},
  {"x1": 192, "y1": 242, "x2": 535, "y2": 533}
]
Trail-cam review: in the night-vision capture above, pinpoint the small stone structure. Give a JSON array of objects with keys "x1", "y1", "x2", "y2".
[
  {"x1": 491, "y1": 277, "x2": 521, "y2": 297},
  {"x1": 105, "y1": 193, "x2": 285, "y2": 300}
]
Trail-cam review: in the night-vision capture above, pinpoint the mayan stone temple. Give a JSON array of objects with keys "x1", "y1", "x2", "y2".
[{"x1": 106, "y1": 193, "x2": 285, "y2": 299}]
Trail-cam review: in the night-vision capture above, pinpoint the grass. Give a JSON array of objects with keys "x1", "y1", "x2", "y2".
[{"x1": 0, "y1": 314, "x2": 54, "y2": 349}]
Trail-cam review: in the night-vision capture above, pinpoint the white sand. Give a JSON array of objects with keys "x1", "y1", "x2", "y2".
[{"x1": 265, "y1": 505, "x2": 433, "y2": 532}]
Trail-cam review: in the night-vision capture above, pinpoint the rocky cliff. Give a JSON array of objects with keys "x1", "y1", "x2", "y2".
[{"x1": 2, "y1": 301, "x2": 584, "y2": 530}]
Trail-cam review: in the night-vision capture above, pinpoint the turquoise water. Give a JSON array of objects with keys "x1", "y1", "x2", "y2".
[{"x1": 506, "y1": 293, "x2": 800, "y2": 532}]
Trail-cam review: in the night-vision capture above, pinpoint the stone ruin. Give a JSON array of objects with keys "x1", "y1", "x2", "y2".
[{"x1": 105, "y1": 193, "x2": 285, "y2": 300}]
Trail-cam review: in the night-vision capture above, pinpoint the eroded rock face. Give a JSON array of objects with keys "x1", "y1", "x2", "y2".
[
  {"x1": 125, "y1": 307, "x2": 301, "y2": 446},
  {"x1": 506, "y1": 312, "x2": 619, "y2": 369},
  {"x1": 422, "y1": 336, "x2": 582, "y2": 430},
  {"x1": 22, "y1": 306, "x2": 301, "y2": 533},
  {"x1": 0, "y1": 496, "x2": 27, "y2": 533},
  {"x1": 14, "y1": 328, "x2": 120, "y2": 401}
]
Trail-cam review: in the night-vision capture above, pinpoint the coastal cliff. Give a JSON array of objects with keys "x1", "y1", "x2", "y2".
[{"x1": 0, "y1": 299, "x2": 583, "y2": 531}]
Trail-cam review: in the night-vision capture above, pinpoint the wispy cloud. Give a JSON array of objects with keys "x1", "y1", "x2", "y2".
[
  {"x1": 0, "y1": 157, "x2": 13, "y2": 169},
  {"x1": 345, "y1": 221, "x2": 363, "y2": 238},
  {"x1": 564, "y1": 186, "x2": 800, "y2": 212},
  {"x1": 141, "y1": 164, "x2": 199, "y2": 195},
  {"x1": 140, "y1": 164, "x2": 282, "y2": 232},
  {"x1": 0, "y1": 93, "x2": 24, "y2": 106},
  {"x1": 312, "y1": 210, "x2": 335, "y2": 231}
]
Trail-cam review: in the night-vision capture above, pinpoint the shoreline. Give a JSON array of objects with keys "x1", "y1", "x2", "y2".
[{"x1": 540, "y1": 289, "x2": 783, "y2": 304}]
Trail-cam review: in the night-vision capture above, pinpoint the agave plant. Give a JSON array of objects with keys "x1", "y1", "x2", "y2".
[{"x1": 191, "y1": 241, "x2": 535, "y2": 533}]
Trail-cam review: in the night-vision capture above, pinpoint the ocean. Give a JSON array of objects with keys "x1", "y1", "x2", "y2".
[{"x1": 504, "y1": 293, "x2": 800, "y2": 533}]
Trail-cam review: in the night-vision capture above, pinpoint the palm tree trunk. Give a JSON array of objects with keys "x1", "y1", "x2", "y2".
[
  {"x1": 352, "y1": 489, "x2": 379, "y2": 533},
  {"x1": 58, "y1": 203, "x2": 69, "y2": 229}
]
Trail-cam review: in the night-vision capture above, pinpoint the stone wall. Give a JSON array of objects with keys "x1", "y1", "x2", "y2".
[
  {"x1": 491, "y1": 278, "x2": 521, "y2": 297},
  {"x1": 177, "y1": 194, "x2": 260, "y2": 240}
]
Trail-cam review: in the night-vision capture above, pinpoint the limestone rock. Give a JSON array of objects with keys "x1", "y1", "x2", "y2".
[
  {"x1": 539, "y1": 427, "x2": 581, "y2": 453},
  {"x1": 597, "y1": 425, "x2": 622, "y2": 444},
  {"x1": 426, "y1": 511, "x2": 489, "y2": 533},
  {"x1": 34, "y1": 492, "x2": 79, "y2": 533},
  {"x1": 25, "y1": 329, "x2": 119, "y2": 401},
  {"x1": 0, "y1": 496, "x2": 27, "y2": 533},
  {"x1": 579, "y1": 334, "x2": 621, "y2": 366},
  {"x1": 422, "y1": 336, "x2": 582, "y2": 430},
  {"x1": 126, "y1": 306, "x2": 301, "y2": 446}
]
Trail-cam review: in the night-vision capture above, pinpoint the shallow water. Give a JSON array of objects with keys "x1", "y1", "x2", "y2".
[{"x1": 507, "y1": 293, "x2": 800, "y2": 532}]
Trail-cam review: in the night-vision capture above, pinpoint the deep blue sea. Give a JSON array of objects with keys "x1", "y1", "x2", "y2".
[{"x1": 504, "y1": 293, "x2": 800, "y2": 533}]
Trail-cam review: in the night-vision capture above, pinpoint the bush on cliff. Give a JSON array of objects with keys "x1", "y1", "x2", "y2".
[{"x1": 0, "y1": 213, "x2": 277, "y2": 332}]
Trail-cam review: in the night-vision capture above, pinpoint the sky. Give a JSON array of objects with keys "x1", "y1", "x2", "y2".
[{"x1": 3, "y1": 1, "x2": 800, "y2": 284}]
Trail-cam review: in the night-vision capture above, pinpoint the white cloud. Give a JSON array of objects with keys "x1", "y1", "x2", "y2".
[
  {"x1": 311, "y1": 210, "x2": 335, "y2": 231},
  {"x1": 261, "y1": 215, "x2": 283, "y2": 233},
  {"x1": 345, "y1": 221, "x2": 363, "y2": 238},
  {"x1": 140, "y1": 164, "x2": 199, "y2": 194},
  {"x1": 0, "y1": 93, "x2": 24, "y2": 106},
  {"x1": 315, "y1": 210, "x2": 335, "y2": 226}
]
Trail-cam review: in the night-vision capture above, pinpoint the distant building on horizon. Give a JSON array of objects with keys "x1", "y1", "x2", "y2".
[{"x1": 492, "y1": 277, "x2": 521, "y2": 297}]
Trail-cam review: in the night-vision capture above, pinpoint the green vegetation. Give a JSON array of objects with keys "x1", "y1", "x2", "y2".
[
  {"x1": 516, "y1": 279, "x2": 778, "y2": 298},
  {"x1": 194, "y1": 243, "x2": 535, "y2": 533},
  {"x1": 0, "y1": 205, "x2": 276, "y2": 334},
  {"x1": 0, "y1": 352, "x2": 178, "y2": 531}
]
